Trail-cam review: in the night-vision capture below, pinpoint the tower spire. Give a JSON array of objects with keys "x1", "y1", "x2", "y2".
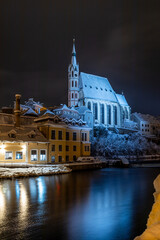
[{"x1": 71, "y1": 38, "x2": 77, "y2": 65}]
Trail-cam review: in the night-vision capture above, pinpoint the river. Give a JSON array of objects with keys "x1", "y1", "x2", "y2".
[{"x1": 0, "y1": 168, "x2": 159, "y2": 240}]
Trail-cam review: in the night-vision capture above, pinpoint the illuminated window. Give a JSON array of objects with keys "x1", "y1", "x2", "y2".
[
  {"x1": 16, "y1": 151, "x2": 23, "y2": 159},
  {"x1": 59, "y1": 145, "x2": 62, "y2": 151},
  {"x1": 73, "y1": 132, "x2": 77, "y2": 141},
  {"x1": 58, "y1": 131, "x2": 62, "y2": 140},
  {"x1": 31, "y1": 150, "x2": 38, "y2": 161},
  {"x1": 51, "y1": 130, "x2": 55, "y2": 139},
  {"x1": 52, "y1": 145, "x2": 55, "y2": 151},
  {"x1": 40, "y1": 150, "x2": 47, "y2": 161},
  {"x1": 73, "y1": 145, "x2": 76, "y2": 151},
  {"x1": 5, "y1": 151, "x2": 13, "y2": 160},
  {"x1": 66, "y1": 132, "x2": 69, "y2": 140}
]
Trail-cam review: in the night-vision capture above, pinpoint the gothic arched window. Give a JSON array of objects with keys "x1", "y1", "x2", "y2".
[
  {"x1": 114, "y1": 106, "x2": 118, "y2": 125},
  {"x1": 107, "y1": 105, "x2": 111, "y2": 124},
  {"x1": 100, "y1": 104, "x2": 104, "y2": 124},
  {"x1": 93, "y1": 103, "x2": 98, "y2": 120},
  {"x1": 88, "y1": 102, "x2": 91, "y2": 110},
  {"x1": 72, "y1": 71, "x2": 74, "y2": 78},
  {"x1": 125, "y1": 107, "x2": 128, "y2": 119}
]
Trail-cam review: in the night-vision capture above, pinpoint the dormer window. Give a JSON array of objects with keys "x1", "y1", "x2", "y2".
[
  {"x1": 100, "y1": 88, "x2": 103, "y2": 90},
  {"x1": 8, "y1": 133, "x2": 16, "y2": 138},
  {"x1": 85, "y1": 85, "x2": 87, "y2": 87},
  {"x1": 90, "y1": 86, "x2": 92, "y2": 88},
  {"x1": 96, "y1": 87, "x2": 98, "y2": 89}
]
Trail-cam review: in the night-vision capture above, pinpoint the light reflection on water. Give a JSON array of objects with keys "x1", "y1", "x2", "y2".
[{"x1": 0, "y1": 168, "x2": 159, "y2": 240}]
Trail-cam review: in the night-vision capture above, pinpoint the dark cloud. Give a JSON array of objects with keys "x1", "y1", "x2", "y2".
[{"x1": 0, "y1": 0, "x2": 159, "y2": 115}]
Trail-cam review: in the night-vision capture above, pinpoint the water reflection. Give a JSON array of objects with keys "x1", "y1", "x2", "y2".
[{"x1": 0, "y1": 168, "x2": 159, "y2": 240}]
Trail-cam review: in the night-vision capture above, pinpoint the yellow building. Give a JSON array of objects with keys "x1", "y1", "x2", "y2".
[
  {"x1": 35, "y1": 114, "x2": 91, "y2": 163},
  {"x1": 0, "y1": 114, "x2": 49, "y2": 164}
]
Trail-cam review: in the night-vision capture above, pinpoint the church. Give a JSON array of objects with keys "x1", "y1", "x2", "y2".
[{"x1": 68, "y1": 39, "x2": 131, "y2": 129}]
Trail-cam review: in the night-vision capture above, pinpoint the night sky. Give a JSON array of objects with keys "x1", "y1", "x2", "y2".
[{"x1": 0, "y1": 0, "x2": 159, "y2": 115}]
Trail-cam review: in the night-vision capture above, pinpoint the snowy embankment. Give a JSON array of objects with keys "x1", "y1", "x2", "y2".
[
  {"x1": 134, "y1": 174, "x2": 160, "y2": 240},
  {"x1": 0, "y1": 166, "x2": 72, "y2": 179}
]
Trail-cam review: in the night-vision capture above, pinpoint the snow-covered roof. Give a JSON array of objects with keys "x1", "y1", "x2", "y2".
[
  {"x1": 0, "y1": 125, "x2": 48, "y2": 143},
  {"x1": 23, "y1": 108, "x2": 38, "y2": 116},
  {"x1": 132, "y1": 113, "x2": 160, "y2": 124},
  {"x1": 116, "y1": 94, "x2": 129, "y2": 107},
  {"x1": 79, "y1": 72, "x2": 118, "y2": 102},
  {"x1": 75, "y1": 106, "x2": 91, "y2": 115}
]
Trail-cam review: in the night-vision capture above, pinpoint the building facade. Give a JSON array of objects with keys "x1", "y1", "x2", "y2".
[{"x1": 68, "y1": 39, "x2": 131, "y2": 128}]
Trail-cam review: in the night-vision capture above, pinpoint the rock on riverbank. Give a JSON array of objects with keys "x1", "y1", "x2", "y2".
[
  {"x1": 134, "y1": 174, "x2": 160, "y2": 240},
  {"x1": 0, "y1": 166, "x2": 72, "y2": 179}
]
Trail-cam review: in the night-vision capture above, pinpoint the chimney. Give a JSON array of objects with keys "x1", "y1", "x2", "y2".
[{"x1": 14, "y1": 94, "x2": 21, "y2": 127}]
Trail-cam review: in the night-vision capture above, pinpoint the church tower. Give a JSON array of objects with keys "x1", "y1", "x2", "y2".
[{"x1": 68, "y1": 39, "x2": 79, "y2": 107}]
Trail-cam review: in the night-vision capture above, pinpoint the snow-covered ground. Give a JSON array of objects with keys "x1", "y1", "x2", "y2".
[
  {"x1": 135, "y1": 174, "x2": 160, "y2": 240},
  {"x1": 0, "y1": 166, "x2": 72, "y2": 179}
]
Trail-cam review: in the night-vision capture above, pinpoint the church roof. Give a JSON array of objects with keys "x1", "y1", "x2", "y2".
[
  {"x1": 116, "y1": 94, "x2": 129, "y2": 107},
  {"x1": 75, "y1": 106, "x2": 91, "y2": 115},
  {"x1": 79, "y1": 72, "x2": 118, "y2": 102}
]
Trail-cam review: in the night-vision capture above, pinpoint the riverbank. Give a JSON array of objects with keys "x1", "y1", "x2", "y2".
[
  {"x1": 0, "y1": 161, "x2": 107, "y2": 179},
  {"x1": 0, "y1": 165, "x2": 72, "y2": 179}
]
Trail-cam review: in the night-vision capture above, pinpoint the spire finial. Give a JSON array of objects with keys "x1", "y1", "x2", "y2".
[{"x1": 72, "y1": 38, "x2": 76, "y2": 56}]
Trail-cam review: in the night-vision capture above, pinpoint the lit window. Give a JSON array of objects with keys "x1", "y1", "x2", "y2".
[
  {"x1": 5, "y1": 151, "x2": 13, "y2": 160},
  {"x1": 16, "y1": 152, "x2": 23, "y2": 159},
  {"x1": 40, "y1": 150, "x2": 47, "y2": 161},
  {"x1": 31, "y1": 150, "x2": 38, "y2": 161}
]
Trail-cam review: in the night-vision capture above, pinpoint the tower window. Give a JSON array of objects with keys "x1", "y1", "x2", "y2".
[
  {"x1": 72, "y1": 71, "x2": 74, "y2": 77},
  {"x1": 75, "y1": 81, "x2": 77, "y2": 87},
  {"x1": 72, "y1": 81, "x2": 74, "y2": 87},
  {"x1": 75, "y1": 74, "x2": 77, "y2": 77},
  {"x1": 75, "y1": 93, "x2": 77, "y2": 98},
  {"x1": 72, "y1": 93, "x2": 74, "y2": 99}
]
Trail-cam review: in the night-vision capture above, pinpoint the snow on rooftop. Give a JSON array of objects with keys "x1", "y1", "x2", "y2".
[
  {"x1": 133, "y1": 112, "x2": 160, "y2": 124},
  {"x1": 79, "y1": 72, "x2": 118, "y2": 102},
  {"x1": 75, "y1": 106, "x2": 91, "y2": 114},
  {"x1": 116, "y1": 94, "x2": 129, "y2": 106}
]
